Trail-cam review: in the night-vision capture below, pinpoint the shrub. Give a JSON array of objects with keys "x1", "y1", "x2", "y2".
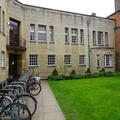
[
  {"x1": 99, "y1": 68, "x2": 105, "y2": 72},
  {"x1": 99, "y1": 72, "x2": 106, "y2": 76},
  {"x1": 61, "y1": 74, "x2": 70, "y2": 80},
  {"x1": 104, "y1": 71, "x2": 113, "y2": 77},
  {"x1": 89, "y1": 72, "x2": 99, "y2": 78},
  {"x1": 86, "y1": 68, "x2": 91, "y2": 73},
  {"x1": 70, "y1": 70, "x2": 76, "y2": 75},
  {"x1": 48, "y1": 75, "x2": 55, "y2": 80},
  {"x1": 52, "y1": 68, "x2": 58, "y2": 76}
]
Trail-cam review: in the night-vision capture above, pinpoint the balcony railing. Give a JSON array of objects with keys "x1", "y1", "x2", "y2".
[{"x1": 6, "y1": 38, "x2": 26, "y2": 51}]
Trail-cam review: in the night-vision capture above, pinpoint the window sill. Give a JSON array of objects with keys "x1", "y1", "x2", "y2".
[
  {"x1": 66, "y1": 64, "x2": 72, "y2": 67},
  {"x1": 30, "y1": 41, "x2": 36, "y2": 43},
  {"x1": 48, "y1": 65, "x2": 56, "y2": 67},
  {"x1": 29, "y1": 66, "x2": 38, "y2": 68},
  {"x1": 38, "y1": 41, "x2": 47, "y2": 43},
  {"x1": 71, "y1": 43, "x2": 78, "y2": 45},
  {"x1": 65, "y1": 42, "x2": 70, "y2": 44},
  {"x1": 79, "y1": 64, "x2": 86, "y2": 66},
  {"x1": 104, "y1": 66, "x2": 113, "y2": 68},
  {"x1": 98, "y1": 44, "x2": 104, "y2": 46}
]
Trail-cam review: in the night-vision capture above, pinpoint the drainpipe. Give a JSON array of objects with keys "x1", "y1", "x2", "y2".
[{"x1": 87, "y1": 20, "x2": 90, "y2": 69}]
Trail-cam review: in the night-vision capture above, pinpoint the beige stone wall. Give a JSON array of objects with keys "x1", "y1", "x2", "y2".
[
  {"x1": 0, "y1": 0, "x2": 116, "y2": 79},
  {"x1": 0, "y1": 0, "x2": 8, "y2": 83}
]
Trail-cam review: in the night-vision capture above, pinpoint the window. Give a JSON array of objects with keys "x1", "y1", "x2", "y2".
[
  {"x1": 93, "y1": 31, "x2": 96, "y2": 46},
  {"x1": 98, "y1": 31, "x2": 103, "y2": 45},
  {"x1": 2, "y1": 10, "x2": 4, "y2": 34},
  {"x1": 71, "y1": 29, "x2": 78, "y2": 43},
  {"x1": 96, "y1": 55, "x2": 100, "y2": 67},
  {"x1": 49, "y1": 26, "x2": 54, "y2": 42},
  {"x1": 29, "y1": 55, "x2": 38, "y2": 66},
  {"x1": 105, "y1": 32, "x2": 108, "y2": 46},
  {"x1": 64, "y1": 55, "x2": 71, "y2": 65},
  {"x1": 1, "y1": 51, "x2": 5, "y2": 67},
  {"x1": 38, "y1": 25, "x2": 46, "y2": 42},
  {"x1": 65, "y1": 28, "x2": 69, "y2": 43},
  {"x1": 30, "y1": 24, "x2": 35, "y2": 41},
  {"x1": 105, "y1": 55, "x2": 112, "y2": 67},
  {"x1": 80, "y1": 29, "x2": 84, "y2": 44},
  {"x1": 48, "y1": 55, "x2": 55, "y2": 66},
  {"x1": 79, "y1": 55, "x2": 85, "y2": 65}
]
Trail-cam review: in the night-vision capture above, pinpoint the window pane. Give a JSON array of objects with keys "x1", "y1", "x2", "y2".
[
  {"x1": 30, "y1": 24, "x2": 35, "y2": 41},
  {"x1": 38, "y1": 25, "x2": 46, "y2": 41},
  {"x1": 71, "y1": 29, "x2": 78, "y2": 43},
  {"x1": 49, "y1": 26, "x2": 54, "y2": 42},
  {"x1": 64, "y1": 55, "x2": 71, "y2": 65},
  {"x1": 48, "y1": 55, "x2": 55, "y2": 66},
  {"x1": 79, "y1": 55, "x2": 85, "y2": 65},
  {"x1": 65, "y1": 28, "x2": 69, "y2": 43},
  {"x1": 80, "y1": 29, "x2": 84, "y2": 44},
  {"x1": 93, "y1": 31, "x2": 96, "y2": 45},
  {"x1": 29, "y1": 55, "x2": 38, "y2": 66},
  {"x1": 98, "y1": 31, "x2": 103, "y2": 45}
]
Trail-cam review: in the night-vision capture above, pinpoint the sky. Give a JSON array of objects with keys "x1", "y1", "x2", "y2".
[{"x1": 18, "y1": 0, "x2": 115, "y2": 17}]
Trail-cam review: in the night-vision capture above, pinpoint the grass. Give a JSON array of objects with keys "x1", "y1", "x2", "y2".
[{"x1": 49, "y1": 76, "x2": 120, "y2": 120}]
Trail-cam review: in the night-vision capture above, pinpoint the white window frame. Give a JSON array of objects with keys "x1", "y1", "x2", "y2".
[
  {"x1": 71, "y1": 28, "x2": 78, "y2": 44},
  {"x1": 29, "y1": 55, "x2": 38, "y2": 67},
  {"x1": 64, "y1": 55, "x2": 71, "y2": 66},
  {"x1": 98, "y1": 31, "x2": 103, "y2": 45},
  {"x1": 79, "y1": 55, "x2": 86, "y2": 65},
  {"x1": 104, "y1": 55, "x2": 112, "y2": 67},
  {"x1": 80, "y1": 29, "x2": 84, "y2": 44},
  {"x1": 49, "y1": 26, "x2": 54, "y2": 42},
  {"x1": 65, "y1": 27, "x2": 69, "y2": 43},
  {"x1": 1, "y1": 51, "x2": 5, "y2": 68},
  {"x1": 30, "y1": 24, "x2": 35, "y2": 42},
  {"x1": 96, "y1": 55, "x2": 100, "y2": 67},
  {"x1": 48, "y1": 55, "x2": 55, "y2": 66},
  {"x1": 38, "y1": 25, "x2": 46, "y2": 42}
]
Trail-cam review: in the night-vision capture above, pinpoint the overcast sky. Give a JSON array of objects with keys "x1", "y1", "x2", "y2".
[{"x1": 18, "y1": 0, "x2": 114, "y2": 17}]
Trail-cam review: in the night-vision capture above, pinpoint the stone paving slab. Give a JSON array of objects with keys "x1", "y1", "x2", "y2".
[{"x1": 33, "y1": 81, "x2": 66, "y2": 120}]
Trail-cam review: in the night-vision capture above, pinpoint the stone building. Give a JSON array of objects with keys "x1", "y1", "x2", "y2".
[
  {"x1": 0, "y1": 0, "x2": 115, "y2": 83},
  {"x1": 108, "y1": 0, "x2": 120, "y2": 70}
]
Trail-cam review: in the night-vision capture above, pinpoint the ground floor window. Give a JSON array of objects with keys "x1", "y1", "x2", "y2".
[
  {"x1": 1, "y1": 51, "x2": 5, "y2": 67},
  {"x1": 104, "y1": 54, "x2": 112, "y2": 67},
  {"x1": 79, "y1": 55, "x2": 85, "y2": 65},
  {"x1": 29, "y1": 55, "x2": 38, "y2": 66},
  {"x1": 48, "y1": 55, "x2": 55, "y2": 66},
  {"x1": 64, "y1": 55, "x2": 71, "y2": 65}
]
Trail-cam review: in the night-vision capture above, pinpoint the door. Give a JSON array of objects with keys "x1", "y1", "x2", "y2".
[
  {"x1": 9, "y1": 54, "x2": 19, "y2": 78},
  {"x1": 9, "y1": 19, "x2": 20, "y2": 46}
]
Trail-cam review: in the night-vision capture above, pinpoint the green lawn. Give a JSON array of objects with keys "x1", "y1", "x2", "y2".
[{"x1": 49, "y1": 76, "x2": 120, "y2": 120}]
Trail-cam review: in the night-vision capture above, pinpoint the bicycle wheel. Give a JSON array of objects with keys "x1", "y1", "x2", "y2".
[
  {"x1": 0, "y1": 103, "x2": 32, "y2": 120},
  {"x1": 28, "y1": 82, "x2": 41, "y2": 96},
  {"x1": 14, "y1": 94, "x2": 37, "y2": 116}
]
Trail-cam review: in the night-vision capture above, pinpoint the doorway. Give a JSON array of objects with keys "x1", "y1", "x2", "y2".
[{"x1": 9, "y1": 54, "x2": 21, "y2": 79}]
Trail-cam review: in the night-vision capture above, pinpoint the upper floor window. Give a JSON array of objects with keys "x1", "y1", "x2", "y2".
[
  {"x1": 104, "y1": 54, "x2": 112, "y2": 67},
  {"x1": 80, "y1": 29, "x2": 84, "y2": 44},
  {"x1": 29, "y1": 55, "x2": 38, "y2": 67},
  {"x1": 1, "y1": 51, "x2": 5, "y2": 68},
  {"x1": 49, "y1": 26, "x2": 54, "y2": 42},
  {"x1": 65, "y1": 28, "x2": 69, "y2": 43},
  {"x1": 105, "y1": 32, "x2": 108, "y2": 46},
  {"x1": 96, "y1": 55, "x2": 100, "y2": 67},
  {"x1": 71, "y1": 29, "x2": 78, "y2": 44},
  {"x1": 64, "y1": 55, "x2": 71, "y2": 65},
  {"x1": 48, "y1": 55, "x2": 55, "y2": 66},
  {"x1": 79, "y1": 55, "x2": 85, "y2": 65},
  {"x1": 38, "y1": 25, "x2": 46, "y2": 42},
  {"x1": 30, "y1": 24, "x2": 35, "y2": 41},
  {"x1": 98, "y1": 31, "x2": 103, "y2": 45},
  {"x1": 93, "y1": 31, "x2": 96, "y2": 46}
]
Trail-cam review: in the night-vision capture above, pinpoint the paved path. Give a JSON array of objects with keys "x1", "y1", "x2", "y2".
[{"x1": 33, "y1": 81, "x2": 66, "y2": 120}]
